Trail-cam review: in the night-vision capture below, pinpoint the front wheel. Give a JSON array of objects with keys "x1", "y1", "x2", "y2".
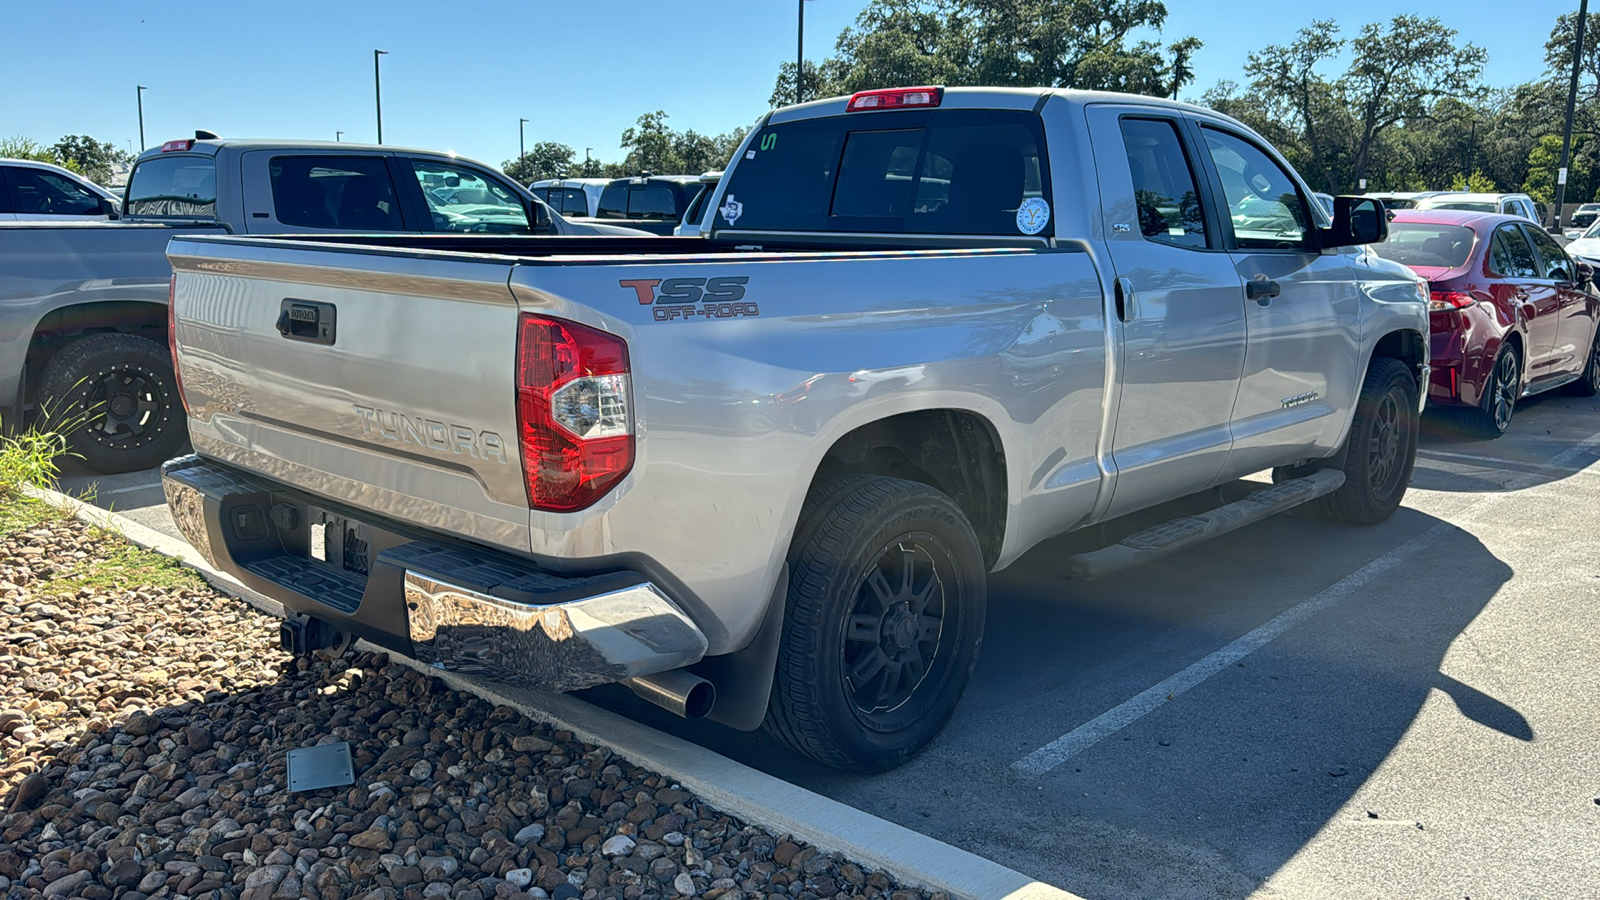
[
  {"x1": 763, "y1": 475, "x2": 987, "y2": 772},
  {"x1": 1274, "y1": 357, "x2": 1419, "y2": 525}
]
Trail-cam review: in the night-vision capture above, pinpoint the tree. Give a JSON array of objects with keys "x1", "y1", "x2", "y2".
[
  {"x1": 52, "y1": 135, "x2": 130, "y2": 186},
  {"x1": 774, "y1": 0, "x2": 1197, "y2": 103},
  {"x1": 1523, "y1": 134, "x2": 1591, "y2": 203},
  {"x1": 502, "y1": 142, "x2": 576, "y2": 183},
  {"x1": 1167, "y1": 36, "x2": 1201, "y2": 101},
  {"x1": 1232, "y1": 15, "x2": 1485, "y2": 193},
  {"x1": 1341, "y1": 15, "x2": 1487, "y2": 187},
  {"x1": 620, "y1": 111, "x2": 679, "y2": 174},
  {"x1": 0, "y1": 136, "x2": 73, "y2": 170}
]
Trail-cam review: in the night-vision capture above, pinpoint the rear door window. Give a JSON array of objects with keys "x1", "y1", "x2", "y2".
[
  {"x1": 718, "y1": 108, "x2": 1051, "y2": 237},
  {"x1": 270, "y1": 156, "x2": 403, "y2": 230},
  {"x1": 126, "y1": 156, "x2": 217, "y2": 218},
  {"x1": 632, "y1": 184, "x2": 678, "y2": 219},
  {"x1": 1118, "y1": 118, "x2": 1208, "y2": 249}
]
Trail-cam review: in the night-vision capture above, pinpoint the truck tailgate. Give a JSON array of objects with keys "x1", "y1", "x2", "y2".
[{"x1": 166, "y1": 238, "x2": 531, "y2": 553}]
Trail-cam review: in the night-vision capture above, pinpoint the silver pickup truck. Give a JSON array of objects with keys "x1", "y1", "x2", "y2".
[
  {"x1": 162, "y1": 88, "x2": 1428, "y2": 771},
  {"x1": 1, "y1": 136, "x2": 642, "y2": 473}
]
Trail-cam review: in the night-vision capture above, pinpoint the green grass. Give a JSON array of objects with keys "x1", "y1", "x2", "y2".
[
  {"x1": 0, "y1": 493, "x2": 64, "y2": 536},
  {"x1": 38, "y1": 535, "x2": 207, "y2": 595}
]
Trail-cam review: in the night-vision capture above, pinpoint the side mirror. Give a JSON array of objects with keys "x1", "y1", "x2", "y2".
[
  {"x1": 531, "y1": 198, "x2": 554, "y2": 233},
  {"x1": 445, "y1": 176, "x2": 461, "y2": 188},
  {"x1": 1320, "y1": 196, "x2": 1387, "y2": 249},
  {"x1": 1578, "y1": 261, "x2": 1594, "y2": 285},
  {"x1": 1550, "y1": 266, "x2": 1572, "y2": 283},
  {"x1": 98, "y1": 197, "x2": 120, "y2": 219}
]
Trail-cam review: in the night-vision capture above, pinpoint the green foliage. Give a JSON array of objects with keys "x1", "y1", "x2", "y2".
[
  {"x1": 0, "y1": 494, "x2": 62, "y2": 537},
  {"x1": 0, "y1": 136, "x2": 82, "y2": 173},
  {"x1": 775, "y1": 0, "x2": 1195, "y2": 104},
  {"x1": 617, "y1": 111, "x2": 747, "y2": 176},
  {"x1": 0, "y1": 417, "x2": 69, "y2": 499},
  {"x1": 36, "y1": 541, "x2": 206, "y2": 595},
  {"x1": 1450, "y1": 171, "x2": 1499, "y2": 192},
  {"x1": 1522, "y1": 134, "x2": 1590, "y2": 204},
  {"x1": 51, "y1": 135, "x2": 130, "y2": 186},
  {"x1": 503, "y1": 142, "x2": 577, "y2": 183}
]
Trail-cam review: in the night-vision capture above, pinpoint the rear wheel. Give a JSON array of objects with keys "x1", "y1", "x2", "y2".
[
  {"x1": 1562, "y1": 328, "x2": 1600, "y2": 397},
  {"x1": 1273, "y1": 357, "x2": 1419, "y2": 525},
  {"x1": 37, "y1": 334, "x2": 186, "y2": 474},
  {"x1": 763, "y1": 475, "x2": 987, "y2": 772},
  {"x1": 1459, "y1": 345, "x2": 1520, "y2": 439}
]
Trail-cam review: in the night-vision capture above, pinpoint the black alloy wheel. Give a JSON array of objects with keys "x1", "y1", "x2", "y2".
[
  {"x1": 840, "y1": 537, "x2": 959, "y2": 727},
  {"x1": 38, "y1": 334, "x2": 186, "y2": 474}
]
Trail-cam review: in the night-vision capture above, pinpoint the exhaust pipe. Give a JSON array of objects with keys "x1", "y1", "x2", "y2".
[{"x1": 626, "y1": 669, "x2": 716, "y2": 720}]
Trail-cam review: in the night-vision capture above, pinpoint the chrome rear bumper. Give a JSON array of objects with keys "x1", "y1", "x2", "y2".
[
  {"x1": 161, "y1": 454, "x2": 709, "y2": 693},
  {"x1": 403, "y1": 572, "x2": 707, "y2": 691}
]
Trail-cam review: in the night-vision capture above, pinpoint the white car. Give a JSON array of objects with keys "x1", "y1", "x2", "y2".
[
  {"x1": 1415, "y1": 191, "x2": 1541, "y2": 223},
  {"x1": 1565, "y1": 218, "x2": 1600, "y2": 265},
  {"x1": 530, "y1": 177, "x2": 611, "y2": 218},
  {"x1": 0, "y1": 158, "x2": 120, "y2": 221}
]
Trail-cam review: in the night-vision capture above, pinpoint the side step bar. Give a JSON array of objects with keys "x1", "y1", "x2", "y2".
[{"x1": 1066, "y1": 469, "x2": 1346, "y2": 580}]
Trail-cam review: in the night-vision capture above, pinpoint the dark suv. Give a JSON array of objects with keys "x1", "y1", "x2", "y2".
[{"x1": 594, "y1": 175, "x2": 707, "y2": 235}]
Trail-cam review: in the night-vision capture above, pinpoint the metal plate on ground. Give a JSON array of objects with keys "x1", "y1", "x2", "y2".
[{"x1": 286, "y1": 742, "x2": 355, "y2": 793}]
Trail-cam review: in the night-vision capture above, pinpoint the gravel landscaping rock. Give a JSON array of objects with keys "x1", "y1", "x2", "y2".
[{"x1": 0, "y1": 512, "x2": 940, "y2": 900}]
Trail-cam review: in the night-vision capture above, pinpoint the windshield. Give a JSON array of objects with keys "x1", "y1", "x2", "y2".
[
  {"x1": 716, "y1": 108, "x2": 1051, "y2": 236},
  {"x1": 1582, "y1": 218, "x2": 1600, "y2": 239},
  {"x1": 125, "y1": 155, "x2": 216, "y2": 218},
  {"x1": 1369, "y1": 223, "x2": 1476, "y2": 269}
]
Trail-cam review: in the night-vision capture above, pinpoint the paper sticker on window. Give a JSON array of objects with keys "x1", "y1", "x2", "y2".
[
  {"x1": 1016, "y1": 197, "x2": 1050, "y2": 235},
  {"x1": 719, "y1": 194, "x2": 743, "y2": 225}
]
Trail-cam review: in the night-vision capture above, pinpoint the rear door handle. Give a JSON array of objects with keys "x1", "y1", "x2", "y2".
[{"x1": 1246, "y1": 279, "x2": 1282, "y2": 305}]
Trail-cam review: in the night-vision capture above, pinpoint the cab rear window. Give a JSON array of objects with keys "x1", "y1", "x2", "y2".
[
  {"x1": 717, "y1": 108, "x2": 1051, "y2": 237},
  {"x1": 126, "y1": 156, "x2": 217, "y2": 218}
]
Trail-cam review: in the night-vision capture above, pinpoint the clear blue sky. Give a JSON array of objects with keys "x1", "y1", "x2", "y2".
[{"x1": 0, "y1": 0, "x2": 1573, "y2": 173}]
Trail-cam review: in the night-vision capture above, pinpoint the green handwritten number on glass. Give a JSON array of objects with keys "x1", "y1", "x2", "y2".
[{"x1": 760, "y1": 133, "x2": 778, "y2": 152}]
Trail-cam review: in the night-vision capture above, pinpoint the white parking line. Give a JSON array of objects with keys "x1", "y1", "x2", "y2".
[
  {"x1": 94, "y1": 481, "x2": 164, "y2": 497},
  {"x1": 1012, "y1": 431, "x2": 1600, "y2": 777}
]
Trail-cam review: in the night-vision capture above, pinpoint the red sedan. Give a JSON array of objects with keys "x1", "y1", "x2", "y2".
[{"x1": 1369, "y1": 210, "x2": 1600, "y2": 437}]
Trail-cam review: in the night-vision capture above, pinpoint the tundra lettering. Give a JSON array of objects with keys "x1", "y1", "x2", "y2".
[{"x1": 351, "y1": 404, "x2": 507, "y2": 463}]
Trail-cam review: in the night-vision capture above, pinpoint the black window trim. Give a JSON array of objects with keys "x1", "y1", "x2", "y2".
[
  {"x1": 0, "y1": 167, "x2": 15, "y2": 214},
  {"x1": 1190, "y1": 120, "x2": 1318, "y2": 255},
  {"x1": 1117, "y1": 113, "x2": 1222, "y2": 253}
]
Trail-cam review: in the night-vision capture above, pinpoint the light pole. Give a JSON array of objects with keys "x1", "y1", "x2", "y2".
[
  {"x1": 336, "y1": 130, "x2": 344, "y2": 142},
  {"x1": 374, "y1": 49, "x2": 389, "y2": 144},
  {"x1": 136, "y1": 85, "x2": 147, "y2": 151},
  {"x1": 1554, "y1": 0, "x2": 1589, "y2": 230},
  {"x1": 797, "y1": 0, "x2": 805, "y2": 105},
  {"x1": 520, "y1": 118, "x2": 528, "y2": 160}
]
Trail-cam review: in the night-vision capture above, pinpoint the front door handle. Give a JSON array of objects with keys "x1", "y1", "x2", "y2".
[
  {"x1": 1114, "y1": 277, "x2": 1137, "y2": 322},
  {"x1": 1246, "y1": 279, "x2": 1282, "y2": 305}
]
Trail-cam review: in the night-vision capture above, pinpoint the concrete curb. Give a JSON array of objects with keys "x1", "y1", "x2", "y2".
[{"x1": 20, "y1": 483, "x2": 1083, "y2": 900}]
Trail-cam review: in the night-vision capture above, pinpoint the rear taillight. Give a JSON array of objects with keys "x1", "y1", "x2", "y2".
[
  {"x1": 1429, "y1": 290, "x2": 1476, "y2": 311},
  {"x1": 167, "y1": 275, "x2": 191, "y2": 416},
  {"x1": 515, "y1": 314, "x2": 633, "y2": 512},
  {"x1": 846, "y1": 86, "x2": 943, "y2": 111},
  {"x1": 161, "y1": 139, "x2": 194, "y2": 152}
]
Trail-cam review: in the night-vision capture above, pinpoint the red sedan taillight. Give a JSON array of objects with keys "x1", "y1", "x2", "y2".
[
  {"x1": 1429, "y1": 290, "x2": 1476, "y2": 311},
  {"x1": 515, "y1": 314, "x2": 633, "y2": 512}
]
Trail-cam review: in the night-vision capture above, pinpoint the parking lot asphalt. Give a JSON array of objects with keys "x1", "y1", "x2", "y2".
[{"x1": 57, "y1": 395, "x2": 1600, "y2": 899}]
